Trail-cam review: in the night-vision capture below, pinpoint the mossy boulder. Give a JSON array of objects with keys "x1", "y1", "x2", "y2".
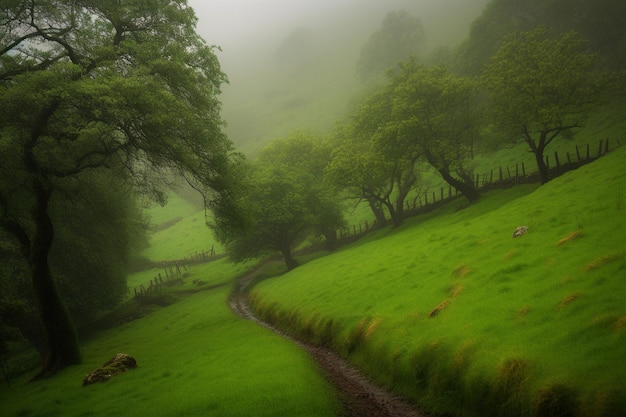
[{"x1": 82, "y1": 353, "x2": 137, "y2": 387}]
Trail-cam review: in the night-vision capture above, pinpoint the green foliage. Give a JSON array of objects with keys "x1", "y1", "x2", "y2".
[
  {"x1": 215, "y1": 132, "x2": 345, "y2": 269},
  {"x1": 389, "y1": 61, "x2": 482, "y2": 202},
  {"x1": 456, "y1": 0, "x2": 626, "y2": 75},
  {"x1": 482, "y1": 26, "x2": 608, "y2": 184},
  {"x1": 0, "y1": 0, "x2": 238, "y2": 376},
  {"x1": 49, "y1": 170, "x2": 148, "y2": 320},
  {"x1": 250, "y1": 146, "x2": 626, "y2": 417}
]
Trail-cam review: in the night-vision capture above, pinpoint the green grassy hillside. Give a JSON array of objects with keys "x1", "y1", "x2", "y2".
[
  {"x1": 249, "y1": 145, "x2": 626, "y2": 416},
  {"x1": 0, "y1": 267, "x2": 340, "y2": 417}
]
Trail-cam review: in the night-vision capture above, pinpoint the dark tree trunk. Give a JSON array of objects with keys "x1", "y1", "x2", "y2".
[
  {"x1": 30, "y1": 182, "x2": 81, "y2": 379},
  {"x1": 279, "y1": 245, "x2": 299, "y2": 271},
  {"x1": 366, "y1": 198, "x2": 387, "y2": 226},
  {"x1": 322, "y1": 228, "x2": 338, "y2": 252},
  {"x1": 437, "y1": 167, "x2": 480, "y2": 203},
  {"x1": 533, "y1": 149, "x2": 550, "y2": 184}
]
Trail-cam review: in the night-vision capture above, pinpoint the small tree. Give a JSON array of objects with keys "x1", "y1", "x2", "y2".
[
  {"x1": 221, "y1": 164, "x2": 315, "y2": 271},
  {"x1": 482, "y1": 27, "x2": 605, "y2": 184}
]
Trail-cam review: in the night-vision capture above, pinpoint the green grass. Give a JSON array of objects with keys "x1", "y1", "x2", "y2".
[
  {"x1": 249, "y1": 146, "x2": 626, "y2": 417},
  {"x1": 142, "y1": 194, "x2": 222, "y2": 262},
  {"x1": 1, "y1": 280, "x2": 341, "y2": 417}
]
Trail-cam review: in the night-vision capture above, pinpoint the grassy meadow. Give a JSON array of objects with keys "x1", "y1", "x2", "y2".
[
  {"x1": 3, "y1": 102, "x2": 625, "y2": 417},
  {"x1": 0, "y1": 263, "x2": 341, "y2": 417},
  {"x1": 249, "y1": 145, "x2": 626, "y2": 417}
]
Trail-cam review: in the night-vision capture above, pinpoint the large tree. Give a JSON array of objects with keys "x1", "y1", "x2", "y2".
[
  {"x1": 327, "y1": 89, "x2": 422, "y2": 229},
  {"x1": 258, "y1": 131, "x2": 345, "y2": 251},
  {"x1": 0, "y1": 168, "x2": 147, "y2": 357},
  {"x1": 389, "y1": 62, "x2": 481, "y2": 202},
  {"x1": 481, "y1": 27, "x2": 605, "y2": 184},
  {"x1": 216, "y1": 132, "x2": 345, "y2": 270},
  {"x1": 0, "y1": 0, "x2": 236, "y2": 378}
]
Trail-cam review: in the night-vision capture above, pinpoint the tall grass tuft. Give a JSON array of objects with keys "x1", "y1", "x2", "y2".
[{"x1": 535, "y1": 383, "x2": 580, "y2": 417}]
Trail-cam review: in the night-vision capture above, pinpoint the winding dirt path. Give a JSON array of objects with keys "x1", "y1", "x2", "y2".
[{"x1": 229, "y1": 262, "x2": 425, "y2": 417}]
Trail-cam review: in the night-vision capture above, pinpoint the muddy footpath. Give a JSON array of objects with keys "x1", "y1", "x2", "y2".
[{"x1": 229, "y1": 263, "x2": 426, "y2": 417}]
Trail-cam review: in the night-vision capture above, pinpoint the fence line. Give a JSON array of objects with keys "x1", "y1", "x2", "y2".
[
  {"x1": 336, "y1": 138, "x2": 620, "y2": 242},
  {"x1": 132, "y1": 245, "x2": 223, "y2": 298}
]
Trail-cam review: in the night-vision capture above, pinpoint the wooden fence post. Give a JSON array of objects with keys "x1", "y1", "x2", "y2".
[
  {"x1": 576, "y1": 145, "x2": 581, "y2": 162},
  {"x1": 597, "y1": 140, "x2": 603, "y2": 158},
  {"x1": 554, "y1": 151, "x2": 560, "y2": 168}
]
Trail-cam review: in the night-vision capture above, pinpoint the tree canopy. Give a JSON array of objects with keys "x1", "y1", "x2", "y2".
[
  {"x1": 0, "y1": 0, "x2": 237, "y2": 378},
  {"x1": 482, "y1": 27, "x2": 605, "y2": 184},
  {"x1": 389, "y1": 62, "x2": 481, "y2": 202},
  {"x1": 215, "y1": 132, "x2": 345, "y2": 270}
]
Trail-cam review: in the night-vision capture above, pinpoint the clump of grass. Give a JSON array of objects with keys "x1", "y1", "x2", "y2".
[
  {"x1": 490, "y1": 358, "x2": 532, "y2": 417},
  {"x1": 534, "y1": 383, "x2": 580, "y2": 417},
  {"x1": 345, "y1": 317, "x2": 369, "y2": 353},
  {"x1": 614, "y1": 315, "x2": 626, "y2": 332},
  {"x1": 452, "y1": 263, "x2": 471, "y2": 277},
  {"x1": 559, "y1": 293, "x2": 581, "y2": 310},
  {"x1": 582, "y1": 252, "x2": 625, "y2": 271},
  {"x1": 364, "y1": 318, "x2": 383, "y2": 339},
  {"x1": 557, "y1": 231, "x2": 584, "y2": 246},
  {"x1": 428, "y1": 300, "x2": 450, "y2": 318},
  {"x1": 448, "y1": 283, "x2": 464, "y2": 298}
]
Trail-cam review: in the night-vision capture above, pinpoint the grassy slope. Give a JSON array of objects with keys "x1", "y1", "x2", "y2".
[
  {"x1": 1, "y1": 270, "x2": 340, "y2": 417},
  {"x1": 249, "y1": 146, "x2": 626, "y2": 416},
  {"x1": 142, "y1": 195, "x2": 222, "y2": 262}
]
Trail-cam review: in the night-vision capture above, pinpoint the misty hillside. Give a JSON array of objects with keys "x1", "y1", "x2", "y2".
[{"x1": 212, "y1": 0, "x2": 490, "y2": 155}]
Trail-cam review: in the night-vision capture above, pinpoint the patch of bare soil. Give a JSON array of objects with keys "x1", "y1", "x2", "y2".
[{"x1": 229, "y1": 263, "x2": 425, "y2": 417}]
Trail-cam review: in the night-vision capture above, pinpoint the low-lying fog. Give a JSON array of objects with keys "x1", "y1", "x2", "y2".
[{"x1": 188, "y1": 0, "x2": 489, "y2": 154}]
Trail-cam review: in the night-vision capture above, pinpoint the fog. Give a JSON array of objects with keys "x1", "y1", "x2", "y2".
[{"x1": 188, "y1": 0, "x2": 489, "y2": 154}]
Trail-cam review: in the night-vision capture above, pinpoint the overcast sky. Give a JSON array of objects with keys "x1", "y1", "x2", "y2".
[
  {"x1": 187, "y1": 0, "x2": 488, "y2": 69},
  {"x1": 188, "y1": 0, "x2": 367, "y2": 44}
]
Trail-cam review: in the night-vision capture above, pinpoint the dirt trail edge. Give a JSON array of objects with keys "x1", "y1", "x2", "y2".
[{"x1": 229, "y1": 262, "x2": 425, "y2": 417}]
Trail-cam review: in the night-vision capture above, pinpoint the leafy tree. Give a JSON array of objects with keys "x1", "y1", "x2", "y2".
[
  {"x1": 216, "y1": 132, "x2": 345, "y2": 270},
  {"x1": 0, "y1": 0, "x2": 236, "y2": 378},
  {"x1": 326, "y1": 123, "x2": 391, "y2": 226},
  {"x1": 455, "y1": 0, "x2": 626, "y2": 75},
  {"x1": 220, "y1": 164, "x2": 314, "y2": 271},
  {"x1": 389, "y1": 62, "x2": 481, "y2": 202},
  {"x1": 258, "y1": 131, "x2": 345, "y2": 251},
  {"x1": 481, "y1": 27, "x2": 605, "y2": 184},
  {"x1": 356, "y1": 9, "x2": 427, "y2": 81},
  {"x1": 0, "y1": 169, "x2": 146, "y2": 359},
  {"x1": 327, "y1": 89, "x2": 422, "y2": 228}
]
